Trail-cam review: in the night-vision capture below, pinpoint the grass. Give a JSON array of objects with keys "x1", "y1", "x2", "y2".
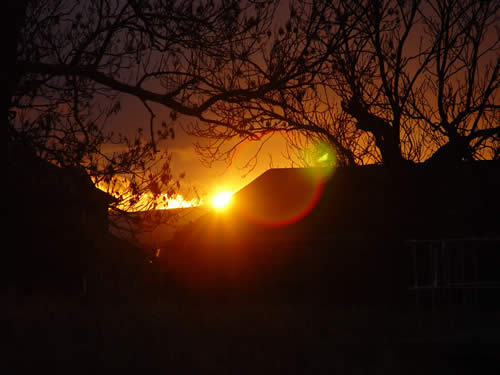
[{"x1": 5, "y1": 292, "x2": 500, "y2": 374}]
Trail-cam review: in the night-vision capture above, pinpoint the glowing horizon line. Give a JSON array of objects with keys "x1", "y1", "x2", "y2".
[{"x1": 94, "y1": 180, "x2": 203, "y2": 211}]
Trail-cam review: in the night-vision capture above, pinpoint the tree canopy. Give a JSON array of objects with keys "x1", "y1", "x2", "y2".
[
  {"x1": 7, "y1": 0, "x2": 499, "y2": 213},
  {"x1": 188, "y1": 0, "x2": 499, "y2": 168},
  {"x1": 7, "y1": 0, "x2": 279, "y2": 211}
]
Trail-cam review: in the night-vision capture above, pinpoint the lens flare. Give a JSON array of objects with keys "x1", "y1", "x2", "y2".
[
  {"x1": 317, "y1": 153, "x2": 329, "y2": 162},
  {"x1": 309, "y1": 140, "x2": 337, "y2": 177}
]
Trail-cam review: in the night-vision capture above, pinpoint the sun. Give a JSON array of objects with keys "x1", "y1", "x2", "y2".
[{"x1": 212, "y1": 191, "x2": 233, "y2": 210}]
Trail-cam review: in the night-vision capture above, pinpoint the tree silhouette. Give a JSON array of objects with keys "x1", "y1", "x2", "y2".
[
  {"x1": 186, "y1": 0, "x2": 499, "y2": 168},
  {"x1": 7, "y1": 0, "x2": 279, "y2": 211},
  {"x1": 334, "y1": 0, "x2": 499, "y2": 166},
  {"x1": 7, "y1": 0, "x2": 499, "y2": 209}
]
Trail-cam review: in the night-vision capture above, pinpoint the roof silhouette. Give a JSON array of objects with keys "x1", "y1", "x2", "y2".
[
  {"x1": 163, "y1": 162, "x2": 500, "y2": 297},
  {"x1": 171, "y1": 161, "x2": 500, "y2": 244},
  {"x1": 231, "y1": 167, "x2": 328, "y2": 226}
]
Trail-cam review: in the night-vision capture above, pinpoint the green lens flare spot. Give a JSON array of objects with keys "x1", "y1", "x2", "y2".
[{"x1": 317, "y1": 152, "x2": 329, "y2": 163}]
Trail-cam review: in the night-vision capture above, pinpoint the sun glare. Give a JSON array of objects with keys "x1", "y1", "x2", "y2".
[
  {"x1": 94, "y1": 179, "x2": 203, "y2": 211},
  {"x1": 212, "y1": 191, "x2": 233, "y2": 210}
]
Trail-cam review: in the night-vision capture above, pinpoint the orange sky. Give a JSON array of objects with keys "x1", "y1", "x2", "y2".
[
  {"x1": 100, "y1": 1, "x2": 295, "y2": 204},
  {"x1": 106, "y1": 93, "x2": 293, "y2": 202},
  {"x1": 102, "y1": 0, "x2": 498, "y2": 205}
]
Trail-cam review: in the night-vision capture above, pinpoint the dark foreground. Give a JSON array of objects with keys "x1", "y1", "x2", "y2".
[{"x1": 5, "y1": 294, "x2": 499, "y2": 374}]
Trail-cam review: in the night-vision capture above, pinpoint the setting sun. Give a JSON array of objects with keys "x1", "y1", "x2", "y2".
[{"x1": 212, "y1": 191, "x2": 233, "y2": 210}]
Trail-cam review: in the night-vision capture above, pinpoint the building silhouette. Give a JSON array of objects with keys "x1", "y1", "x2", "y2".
[
  {"x1": 7, "y1": 136, "x2": 149, "y2": 296},
  {"x1": 162, "y1": 163, "x2": 500, "y2": 305}
]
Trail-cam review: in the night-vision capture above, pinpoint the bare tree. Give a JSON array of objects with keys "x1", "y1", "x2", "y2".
[
  {"x1": 412, "y1": 0, "x2": 499, "y2": 163},
  {"x1": 186, "y1": 0, "x2": 499, "y2": 169},
  {"x1": 335, "y1": 0, "x2": 499, "y2": 166},
  {"x1": 7, "y1": 0, "x2": 279, "y2": 212},
  {"x1": 8, "y1": 0, "x2": 499, "y2": 215},
  {"x1": 185, "y1": 0, "x2": 366, "y2": 167}
]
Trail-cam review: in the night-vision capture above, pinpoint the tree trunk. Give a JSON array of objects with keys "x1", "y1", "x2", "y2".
[{"x1": 342, "y1": 96, "x2": 405, "y2": 167}]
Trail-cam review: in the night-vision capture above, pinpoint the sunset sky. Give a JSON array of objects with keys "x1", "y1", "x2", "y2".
[
  {"x1": 102, "y1": 0, "x2": 498, "y2": 207},
  {"x1": 39, "y1": 0, "x2": 495, "y2": 211},
  {"x1": 107, "y1": 92, "x2": 293, "y2": 203},
  {"x1": 104, "y1": 1, "x2": 295, "y2": 205}
]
